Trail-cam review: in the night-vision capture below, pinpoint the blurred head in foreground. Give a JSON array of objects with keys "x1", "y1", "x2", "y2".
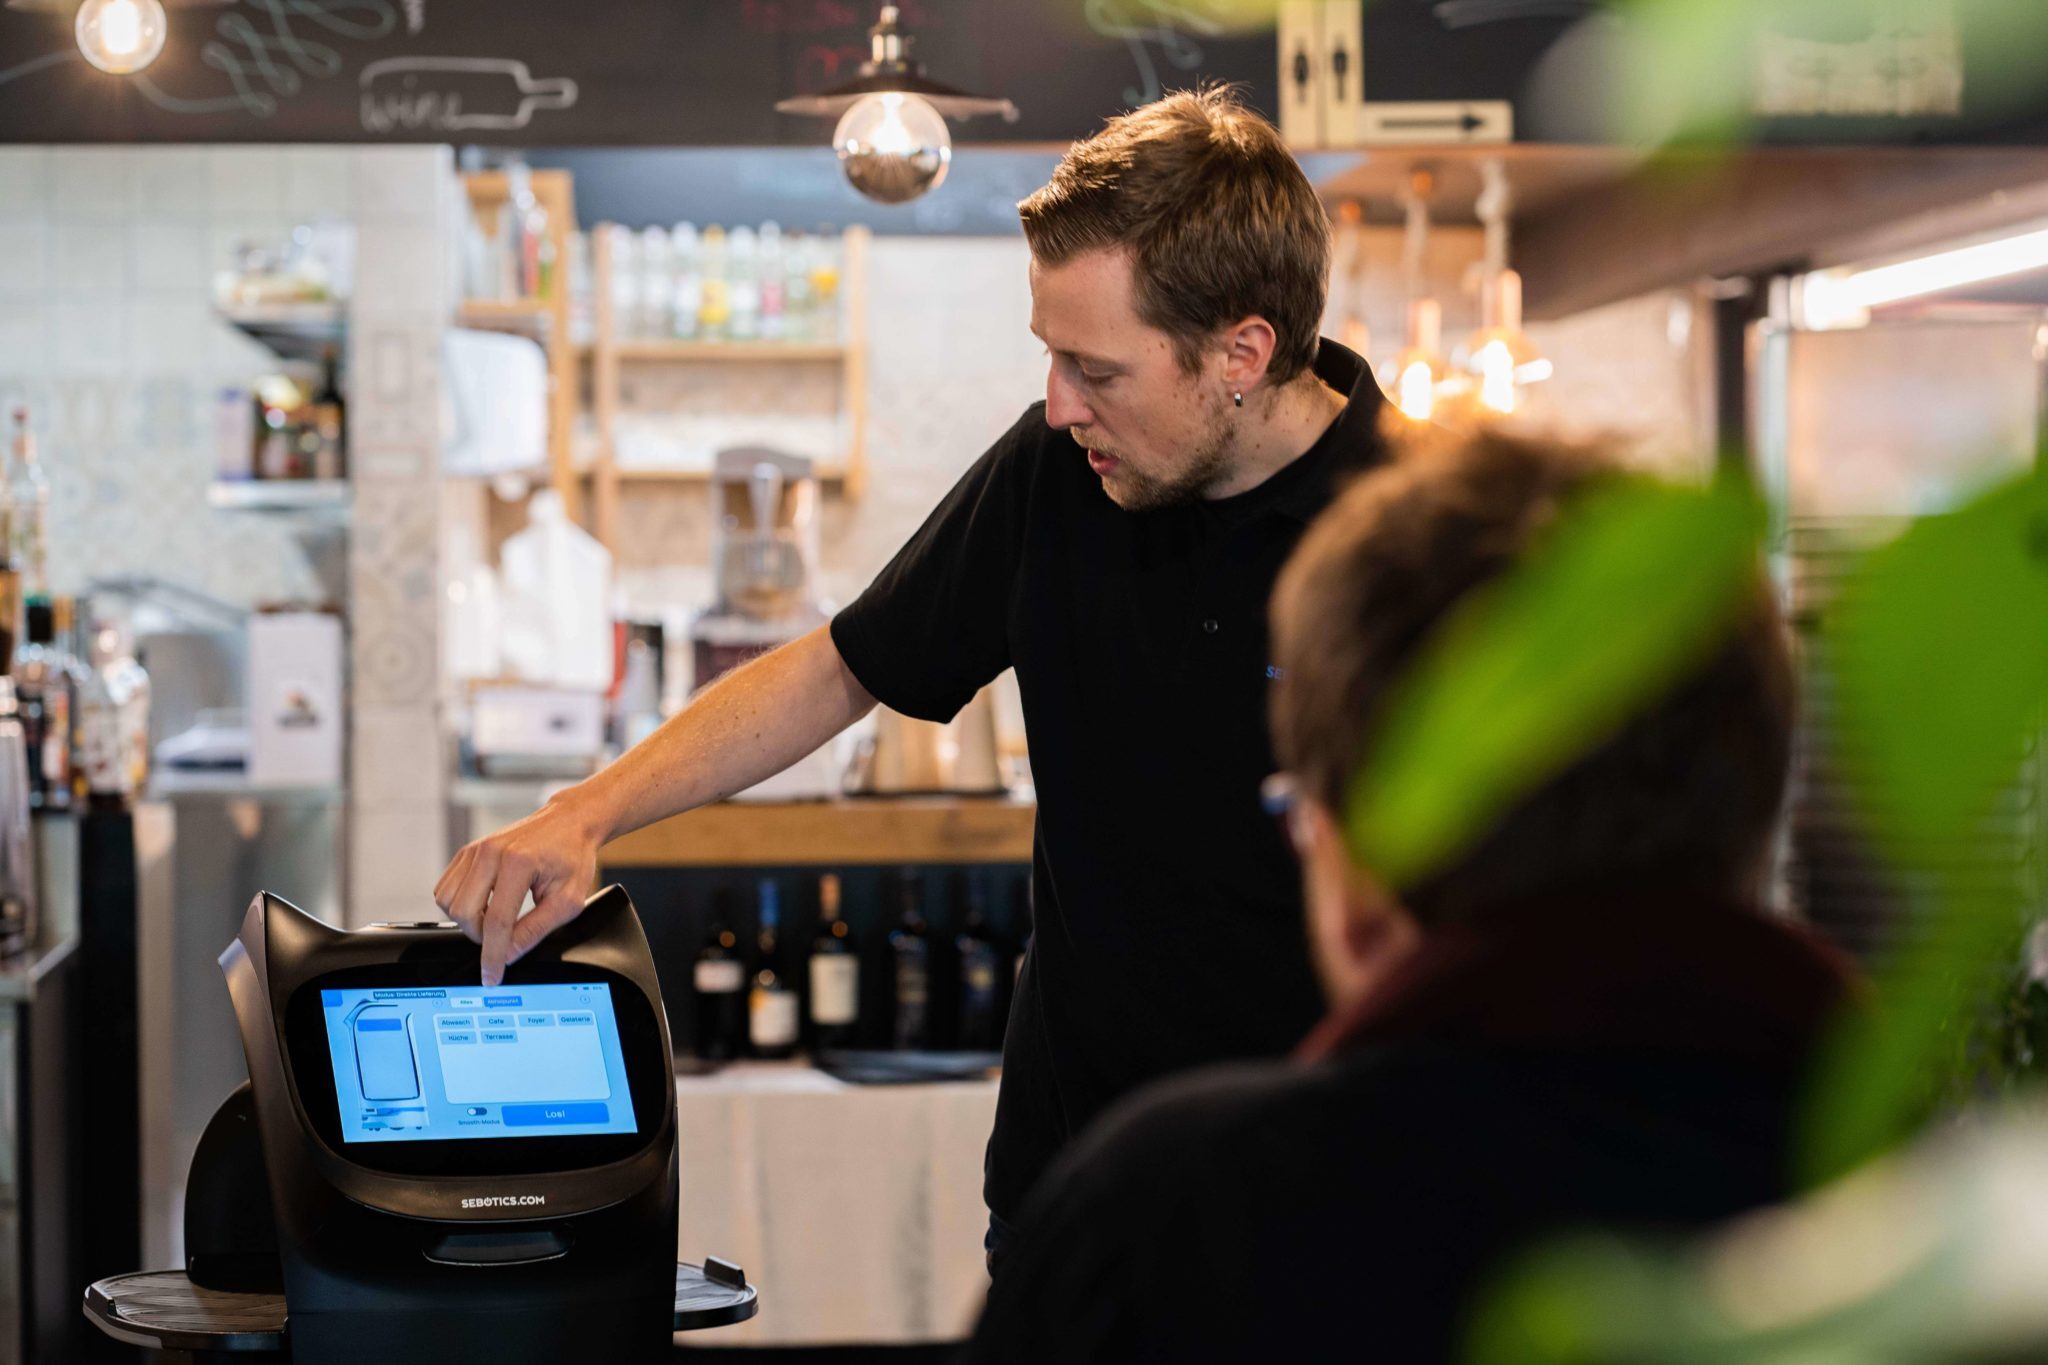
[
  {"x1": 1268, "y1": 429, "x2": 1796, "y2": 1007},
  {"x1": 961, "y1": 430, "x2": 1851, "y2": 1365}
]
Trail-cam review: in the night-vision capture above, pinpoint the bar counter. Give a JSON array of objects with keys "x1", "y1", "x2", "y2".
[{"x1": 453, "y1": 782, "x2": 1037, "y2": 868}]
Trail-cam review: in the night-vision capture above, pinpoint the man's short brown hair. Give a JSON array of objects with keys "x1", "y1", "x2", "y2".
[
  {"x1": 1269, "y1": 432, "x2": 1795, "y2": 925},
  {"x1": 1018, "y1": 85, "x2": 1329, "y2": 386}
]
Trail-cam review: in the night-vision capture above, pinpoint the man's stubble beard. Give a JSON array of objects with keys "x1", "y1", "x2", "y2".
[{"x1": 1087, "y1": 394, "x2": 1239, "y2": 513}]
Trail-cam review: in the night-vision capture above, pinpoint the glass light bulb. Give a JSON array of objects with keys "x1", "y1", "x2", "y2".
[
  {"x1": 1475, "y1": 338, "x2": 1517, "y2": 414},
  {"x1": 1396, "y1": 358, "x2": 1437, "y2": 422},
  {"x1": 76, "y1": 0, "x2": 167, "y2": 75},
  {"x1": 833, "y1": 92, "x2": 951, "y2": 205}
]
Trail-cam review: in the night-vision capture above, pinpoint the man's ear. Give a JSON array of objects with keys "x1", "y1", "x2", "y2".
[
  {"x1": 1219, "y1": 316, "x2": 1278, "y2": 394},
  {"x1": 1297, "y1": 799, "x2": 1420, "y2": 999}
]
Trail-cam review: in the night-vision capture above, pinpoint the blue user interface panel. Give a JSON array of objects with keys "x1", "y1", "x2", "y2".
[{"x1": 318, "y1": 983, "x2": 639, "y2": 1143}]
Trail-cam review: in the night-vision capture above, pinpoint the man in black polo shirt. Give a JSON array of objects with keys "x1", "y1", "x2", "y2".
[{"x1": 434, "y1": 87, "x2": 1388, "y2": 1255}]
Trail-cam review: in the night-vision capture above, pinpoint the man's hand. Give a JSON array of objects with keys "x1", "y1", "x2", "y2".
[{"x1": 435, "y1": 794, "x2": 605, "y2": 987}]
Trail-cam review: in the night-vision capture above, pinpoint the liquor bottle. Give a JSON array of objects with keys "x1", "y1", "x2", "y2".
[
  {"x1": 107, "y1": 623, "x2": 150, "y2": 799},
  {"x1": 14, "y1": 600, "x2": 70, "y2": 813},
  {"x1": 638, "y1": 225, "x2": 672, "y2": 339},
  {"x1": 782, "y1": 229, "x2": 814, "y2": 341},
  {"x1": 670, "y1": 222, "x2": 702, "y2": 342},
  {"x1": 692, "y1": 891, "x2": 747, "y2": 1061},
  {"x1": 0, "y1": 673, "x2": 34, "y2": 959},
  {"x1": 75, "y1": 622, "x2": 132, "y2": 811},
  {"x1": 504, "y1": 161, "x2": 538, "y2": 300},
  {"x1": 697, "y1": 225, "x2": 730, "y2": 342},
  {"x1": 807, "y1": 872, "x2": 859, "y2": 1052},
  {"x1": 757, "y1": 221, "x2": 786, "y2": 341},
  {"x1": 954, "y1": 872, "x2": 1005, "y2": 1052},
  {"x1": 727, "y1": 225, "x2": 760, "y2": 342},
  {"x1": 310, "y1": 347, "x2": 346, "y2": 481},
  {"x1": 607, "y1": 225, "x2": 641, "y2": 341},
  {"x1": 888, "y1": 867, "x2": 932, "y2": 1051},
  {"x1": 0, "y1": 406, "x2": 24, "y2": 572},
  {"x1": 809, "y1": 229, "x2": 843, "y2": 344},
  {"x1": 749, "y1": 878, "x2": 800, "y2": 1060}
]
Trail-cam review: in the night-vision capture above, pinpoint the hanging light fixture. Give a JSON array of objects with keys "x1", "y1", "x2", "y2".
[
  {"x1": 1383, "y1": 168, "x2": 1448, "y2": 423},
  {"x1": 74, "y1": 0, "x2": 165, "y2": 72},
  {"x1": 776, "y1": 5, "x2": 1018, "y2": 206},
  {"x1": 7, "y1": 0, "x2": 229, "y2": 76},
  {"x1": 1453, "y1": 159, "x2": 1550, "y2": 417}
]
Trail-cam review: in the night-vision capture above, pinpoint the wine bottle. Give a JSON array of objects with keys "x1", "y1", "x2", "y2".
[
  {"x1": 748, "y1": 878, "x2": 800, "y2": 1060},
  {"x1": 888, "y1": 867, "x2": 932, "y2": 1051},
  {"x1": 9, "y1": 407, "x2": 45, "y2": 597},
  {"x1": 692, "y1": 890, "x2": 747, "y2": 1062},
  {"x1": 15, "y1": 600, "x2": 69, "y2": 812},
  {"x1": 310, "y1": 347, "x2": 346, "y2": 481},
  {"x1": 808, "y1": 872, "x2": 859, "y2": 1052},
  {"x1": 955, "y1": 872, "x2": 1005, "y2": 1052}
]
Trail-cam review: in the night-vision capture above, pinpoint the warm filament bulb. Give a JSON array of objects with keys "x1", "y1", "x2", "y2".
[
  {"x1": 76, "y1": 0, "x2": 167, "y2": 74},
  {"x1": 1397, "y1": 360, "x2": 1437, "y2": 421},
  {"x1": 1476, "y1": 339, "x2": 1517, "y2": 414},
  {"x1": 870, "y1": 94, "x2": 914, "y2": 155},
  {"x1": 102, "y1": 0, "x2": 141, "y2": 52}
]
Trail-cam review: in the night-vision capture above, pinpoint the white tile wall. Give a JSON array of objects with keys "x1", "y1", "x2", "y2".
[
  {"x1": 50, "y1": 219, "x2": 128, "y2": 294},
  {"x1": 205, "y1": 147, "x2": 286, "y2": 216},
  {"x1": 0, "y1": 147, "x2": 49, "y2": 209},
  {"x1": 0, "y1": 144, "x2": 382, "y2": 611},
  {"x1": 125, "y1": 147, "x2": 207, "y2": 217},
  {"x1": 129, "y1": 220, "x2": 212, "y2": 297},
  {"x1": 0, "y1": 220, "x2": 49, "y2": 294},
  {"x1": 0, "y1": 303, "x2": 45, "y2": 374},
  {"x1": 48, "y1": 147, "x2": 131, "y2": 219}
]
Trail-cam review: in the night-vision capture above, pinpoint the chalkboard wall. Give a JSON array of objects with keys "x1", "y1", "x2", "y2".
[
  {"x1": 8, "y1": 2, "x2": 2045, "y2": 150},
  {"x1": 0, "y1": 0, "x2": 1584, "y2": 146}
]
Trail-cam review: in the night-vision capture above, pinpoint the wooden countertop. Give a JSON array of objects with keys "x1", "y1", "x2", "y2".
[{"x1": 600, "y1": 796, "x2": 1036, "y2": 867}]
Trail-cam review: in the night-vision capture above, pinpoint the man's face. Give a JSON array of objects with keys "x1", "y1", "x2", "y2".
[{"x1": 1029, "y1": 248, "x2": 1237, "y2": 511}]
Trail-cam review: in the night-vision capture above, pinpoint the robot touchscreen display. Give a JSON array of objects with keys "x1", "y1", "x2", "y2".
[{"x1": 318, "y1": 982, "x2": 640, "y2": 1143}]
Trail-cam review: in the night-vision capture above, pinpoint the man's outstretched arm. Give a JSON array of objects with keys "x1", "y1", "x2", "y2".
[{"x1": 435, "y1": 623, "x2": 877, "y2": 985}]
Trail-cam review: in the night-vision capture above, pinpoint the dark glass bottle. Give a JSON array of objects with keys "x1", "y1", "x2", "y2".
[
  {"x1": 748, "y1": 878, "x2": 799, "y2": 1060},
  {"x1": 955, "y1": 872, "x2": 1005, "y2": 1053},
  {"x1": 807, "y1": 873, "x2": 859, "y2": 1052},
  {"x1": 692, "y1": 890, "x2": 747, "y2": 1062},
  {"x1": 15, "y1": 599, "x2": 70, "y2": 813},
  {"x1": 311, "y1": 346, "x2": 346, "y2": 480},
  {"x1": 888, "y1": 867, "x2": 932, "y2": 1051}
]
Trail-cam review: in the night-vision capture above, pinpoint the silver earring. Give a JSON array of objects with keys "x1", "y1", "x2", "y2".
[{"x1": 1232, "y1": 390, "x2": 1244, "y2": 408}]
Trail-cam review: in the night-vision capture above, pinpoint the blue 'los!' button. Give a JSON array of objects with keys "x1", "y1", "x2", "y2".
[{"x1": 501, "y1": 1102, "x2": 609, "y2": 1127}]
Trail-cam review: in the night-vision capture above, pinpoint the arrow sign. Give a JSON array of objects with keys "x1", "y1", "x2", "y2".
[{"x1": 1359, "y1": 100, "x2": 1513, "y2": 145}]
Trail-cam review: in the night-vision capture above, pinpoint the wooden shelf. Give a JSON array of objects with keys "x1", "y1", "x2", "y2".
[
  {"x1": 582, "y1": 340, "x2": 848, "y2": 363},
  {"x1": 456, "y1": 298, "x2": 554, "y2": 332},
  {"x1": 586, "y1": 222, "x2": 871, "y2": 550},
  {"x1": 588, "y1": 464, "x2": 853, "y2": 485},
  {"x1": 459, "y1": 169, "x2": 577, "y2": 511},
  {"x1": 599, "y1": 797, "x2": 1035, "y2": 868}
]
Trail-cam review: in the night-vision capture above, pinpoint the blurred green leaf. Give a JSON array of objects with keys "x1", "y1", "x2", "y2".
[
  {"x1": 1799, "y1": 471, "x2": 2048, "y2": 1185},
  {"x1": 1343, "y1": 474, "x2": 1764, "y2": 889},
  {"x1": 1610, "y1": 0, "x2": 2048, "y2": 148},
  {"x1": 1824, "y1": 473, "x2": 2048, "y2": 853}
]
